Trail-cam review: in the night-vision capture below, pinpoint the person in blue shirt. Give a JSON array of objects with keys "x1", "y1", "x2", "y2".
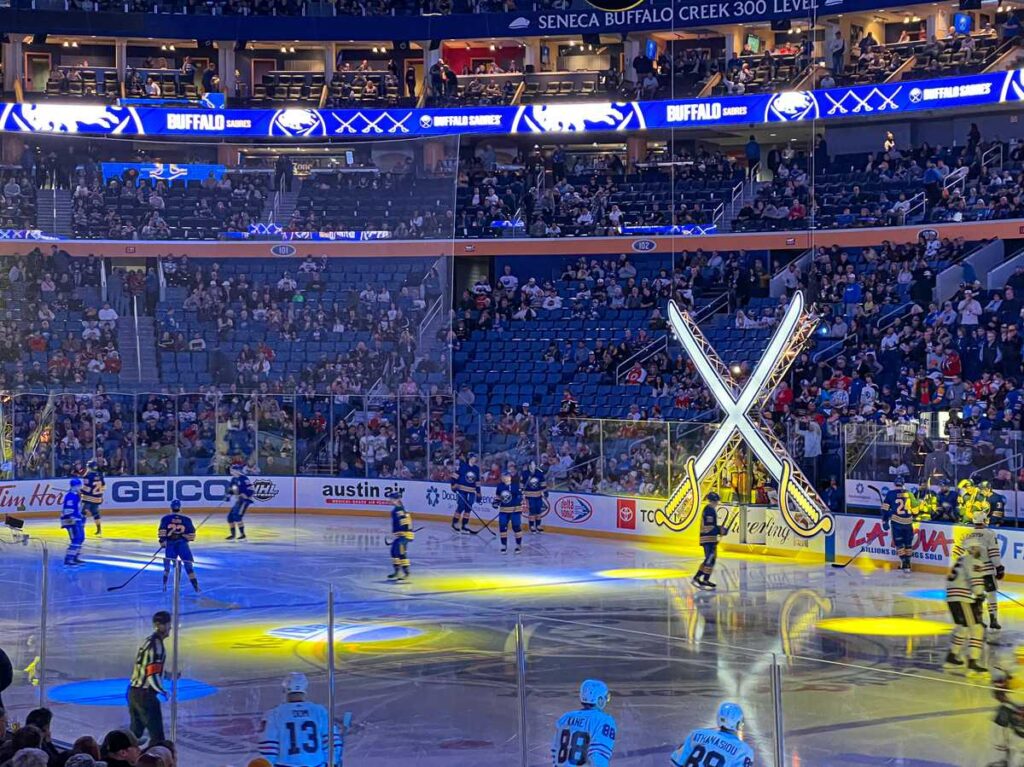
[
  {"x1": 450, "y1": 452, "x2": 480, "y2": 534},
  {"x1": 159, "y1": 500, "x2": 200, "y2": 593},
  {"x1": 80, "y1": 459, "x2": 105, "y2": 537},
  {"x1": 522, "y1": 459, "x2": 547, "y2": 534},
  {"x1": 386, "y1": 488, "x2": 414, "y2": 582},
  {"x1": 61, "y1": 477, "x2": 85, "y2": 567},
  {"x1": 822, "y1": 477, "x2": 843, "y2": 516},
  {"x1": 936, "y1": 479, "x2": 961, "y2": 522},
  {"x1": 493, "y1": 472, "x2": 524, "y2": 554},
  {"x1": 881, "y1": 477, "x2": 916, "y2": 572},
  {"x1": 227, "y1": 466, "x2": 253, "y2": 541}
]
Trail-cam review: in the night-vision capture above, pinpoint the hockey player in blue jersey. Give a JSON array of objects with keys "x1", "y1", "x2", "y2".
[
  {"x1": 881, "y1": 478, "x2": 915, "y2": 572},
  {"x1": 450, "y1": 452, "x2": 480, "y2": 534},
  {"x1": 493, "y1": 472, "x2": 524, "y2": 554},
  {"x1": 60, "y1": 477, "x2": 85, "y2": 567},
  {"x1": 386, "y1": 487, "x2": 414, "y2": 582},
  {"x1": 159, "y1": 500, "x2": 200, "y2": 593},
  {"x1": 227, "y1": 466, "x2": 254, "y2": 541},
  {"x1": 80, "y1": 459, "x2": 105, "y2": 536},
  {"x1": 692, "y1": 492, "x2": 726, "y2": 590},
  {"x1": 936, "y1": 479, "x2": 961, "y2": 522},
  {"x1": 980, "y1": 481, "x2": 1007, "y2": 526},
  {"x1": 552, "y1": 679, "x2": 616, "y2": 767},
  {"x1": 522, "y1": 459, "x2": 547, "y2": 534},
  {"x1": 670, "y1": 702, "x2": 754, "y2": 767}
]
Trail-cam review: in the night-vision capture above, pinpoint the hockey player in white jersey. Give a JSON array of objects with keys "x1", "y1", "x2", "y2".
[
  {"x1": 944, "y1": 537, "x2": 988, "y2": 677},
  {"x1": 258, "y1": 672, "x2": 343, "y2": 767},
  {"x1": 954, "y1": 510, "x2": 1004, "y2": 630},
  {"x1": 552, "y1": 679, "x2": 617, "y2": 767},
  {"x1": 670, "y1": 702, "x2": 754, "y2": 767}
]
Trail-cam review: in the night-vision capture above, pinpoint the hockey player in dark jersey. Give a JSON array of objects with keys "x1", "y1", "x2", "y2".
[
  {"x1": 522, "y1": 459, "x2": 547, "y2": 534},
  {"x1": 980, "y1": 481, "x2": 1007, "y2": 526},
  {"x1": 881, "y1": 478, "x2": 916, "y2": 572},
  {"x1": 450, "y1": 452, "x2": 480, "y2": 534},
  {"x1": 693, "y1": 492, "x2": 726, "y2": 590},
  {"x1": 80, "y1": 459, "x2": 105, "y2": 536},
  {"x1": 159, "y1": 500, "x2": 200, "y2": 593},
  {"x1": 493, "y1": 472, "x2": 524, "y2": 554},
  {"x1": 227, "y1": 466, "x2": 254, "y2": 541},
  {"x1": 386, "y1": 487, "x2": 413, "y2": 582}
]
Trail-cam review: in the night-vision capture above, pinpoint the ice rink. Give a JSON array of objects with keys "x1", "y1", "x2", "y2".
[{"x1": 1, "y1": 513, "x2": 1015, "y2": 766}]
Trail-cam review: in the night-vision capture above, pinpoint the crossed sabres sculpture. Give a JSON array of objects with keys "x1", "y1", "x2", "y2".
[{"x1": 655, "y1": 290, "x2": 835, "y2": 539}]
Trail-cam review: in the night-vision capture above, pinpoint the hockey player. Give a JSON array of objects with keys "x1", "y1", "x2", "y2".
[
  {"x1": 954, "y1": 510, "x2": 1004, "y2": 630},
  {"x1": 991, "y1": 656, "x2": 1024, "y2": 767},
  {"x1": 522, "y1": 459, "x2": 547, "y2": 534},
  {"x1": 493, "y1": 471, "x2": 524, "y2": 554},
  {"x1": 552, "y1": 679, "x2": 616, "y2": 767},
  {"x1": 227, "y1": 466, "x2": 253, "y2": 541},
  {"x1": 936, "y1": 479, "x2": 961, "y2": 522},
  {"x1": 386, "y1": 488, "x2": 413, "y2": 582},
  {"x1": 881, "y1": 478, "x2": 915, "y2": 573},
  {"x1": 980, "y1": 481, "x2": 1008, "y2": 527},
  {"x1": 670, "y1": 702, "x2": 754, "y2": 767},
  {"x1": 258, "y1": 672, "x2": 343, "y2": 767},
  {"x1": 60, "y1": 477, "x2": 85, "y2": 567},
  {"x1": 450, "y1": 452, "x2": 480, "y2": 534},
  {"x1": 960, "y1": 478, "x2": 989, "y2": 524},
  {"x1": 692, "y1": 492, "x2": 726, "y2": 590},
  {"x1": 944, "y1": 537, "x2": 988, "y2": 677},
  {"x1": 159, "y1": 500, "x2": 200, "y2": 593},
  {"x1": 80, "y1": 459, "x2": 105, "y2": 536}
]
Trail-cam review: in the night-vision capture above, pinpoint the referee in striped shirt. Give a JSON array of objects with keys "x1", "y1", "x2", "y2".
[{"x1": 128, "y1": 610, "x2": 171, "y2": 744}]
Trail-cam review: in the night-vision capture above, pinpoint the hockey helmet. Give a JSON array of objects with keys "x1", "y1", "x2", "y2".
[
  {"x1": 85, "y1": 459, "x2": 98, "y2": 470},
  {"x1": 706, "y1": 492, "x2": 721, "y2": 503},
  {"x1": 979, "y1": 481, "x2": 993, "y2": 497},
  {"x1": 893, "y1": 477, "x2": 905, "y2": 488},
  {"x1": 467, "y1": 452, "x2": 478, "y2": 462},
  {"x1": 69, "y1": 477, "x2": 82, "y2": 488},
  {"x1": 717, "y1": 701, "x2": 744, "y2": 732},
  {"x1": 579, "y1": 679, "x2": 610, "y2": 710},
  {"x1": 282, "y1": 672, "x2": 309, "y2": 696},
  {"x1": 384, "y1": 487, "x2": 403, "y2": 500},
  {"x1": 973, "y1": 510, "x2": 989, "y2": 526},
  {"x1": 170, "y1": 499, "x2": 182, "y2": 512}
]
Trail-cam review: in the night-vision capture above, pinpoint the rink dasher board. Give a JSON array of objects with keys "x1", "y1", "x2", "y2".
[{"x1": 2, "y1": 475, "x2": 823, "y2": 560}]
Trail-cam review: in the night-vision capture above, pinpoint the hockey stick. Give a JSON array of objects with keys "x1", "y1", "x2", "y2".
[
  {"x1": 196, "y1": 496, "x2": 233, "y2": 531},
  {"x1": 998, "y1": 590, "x2": 1024, "y2": 610},
  {"x1": 106, "y1": 546, "x2": 166, "y2": 592},
  {"x1": 466, "y1": 506, "x2": 498, "y2": 536},
  {"x1": 831, "y1": 547, "x2": 866, "y2": 569}
]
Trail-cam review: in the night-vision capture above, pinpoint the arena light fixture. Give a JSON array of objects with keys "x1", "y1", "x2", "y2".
[{"x1": 656, "y1": 291, "x2": 834, "y2": 539}]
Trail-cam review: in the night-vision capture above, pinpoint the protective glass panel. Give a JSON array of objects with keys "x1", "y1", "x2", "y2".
[
  {"x1": 0, "y1": 536, "x2": 45, "y2": 729},
  {"x1": 13, "y1": 393, "x2": 54, "y2": 479}
]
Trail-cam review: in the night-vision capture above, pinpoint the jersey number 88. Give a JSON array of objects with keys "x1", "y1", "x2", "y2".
[
  {"x1": 556, "y1": 729, "x2": 589, "y2": 765},
  {"x1": 680, "y1": 745, "x2": 726, "y2": 767}
]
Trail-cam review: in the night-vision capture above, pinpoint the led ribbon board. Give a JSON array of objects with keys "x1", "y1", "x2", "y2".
[{"x1": 656, "y1": 290, "x2": 833, "y2": 539}]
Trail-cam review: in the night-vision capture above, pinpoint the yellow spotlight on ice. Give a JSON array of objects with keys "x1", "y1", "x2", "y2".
[
  {"x1": 596, "y1": 568, "x2": 692, "y2": 580},
  {"x1": 412, "y1": 571, "x2": 598, "y2": 595},
  {"x1": 816, "y1": 617, "x2": 949, "y2": 637}
]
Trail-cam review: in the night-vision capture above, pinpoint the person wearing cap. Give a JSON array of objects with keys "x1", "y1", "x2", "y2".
[
  {"x1": 127, "y1": 613, "x2": 172, "y2": 745},
  {"x1": 258, "y1": 673, "x2": 342, "y2": 767},
  {"x1": 693, "y1": 492, "x2": 727, "y2": 590},
  {"x1": 101, "y1": 729, "x2": 140, "y2": 767},
  {"x1": 60, "y1": 477, "x2": 85, "y2": 567},
  {"x1": 386, "y1": 487, "x2": 413, "y2": 582},
  {"x1": 450, "y1": 452, "x2": 480, "y2": 535}
]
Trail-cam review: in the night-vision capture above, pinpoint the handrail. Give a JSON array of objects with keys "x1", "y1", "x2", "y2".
[
  {"x1": 614, "y1": 335, "x2": 667, "y2": 384},
  {"x1": 729, "y1": 180, "x2": 744, "y2": 216},
  {"x1": 943, "y1": 165, "x2": 969, "y2": 195},
  {"x1": 694, "y1": 291, "x2": 729, "y2": 323},
  {"x1": 132, "y1": 294, "x2": 142, "y2": 383},
  {"x1": 747, "y1": 161, "x2": 761, "y2": 193},
  {"x1": 905, "y1": 190, "x2": 926, "y2": 222},
  {"x1": 712, "y1": 201, "x2": 725, "y2": 227},
  {"x1": 982, "y1": 143, "x2": 1003, "y2": 170},
  {"x1": 99, "y1": 256, "x2": 108, "y2": 302},
  {"x1": 156, "y1": 254, "x2": 167, "y2": 302}
]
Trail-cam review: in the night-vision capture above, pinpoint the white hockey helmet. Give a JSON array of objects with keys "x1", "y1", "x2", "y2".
[
  {"x1": 579, "y1": 679, "x2": 610, "y2": 710},
  {"x1": 282, "y1": 672, "x2": 309, "y2": 696},
  {"x1": 717, "y1": 701, "x2": 744, "y2": 732},
  {"x1": 973, "y1": 510, "x2": 989, "y2": 526}
]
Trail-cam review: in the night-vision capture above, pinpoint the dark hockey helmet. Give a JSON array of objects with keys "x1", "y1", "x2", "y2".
[
  {"x1": 706, "y1": 492, "x2": 721, "y2": 502},
  {"x1": 85, "y1": 459, "x2": 98, "y2": 470},
  {"x1": 170, "y1": 499, "x2": 182, "y2": 512}
]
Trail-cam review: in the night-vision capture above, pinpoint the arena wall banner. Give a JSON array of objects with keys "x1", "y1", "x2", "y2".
[
  {"x1": 0, "y1": 0, "x2": 925, "y2": 43},
  {"x1": 1, "y1": 70, "x2": 1020, "y2": 140},
  {"x1": 6, "y1": 473, "x2": 824, "y2": 559}
]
